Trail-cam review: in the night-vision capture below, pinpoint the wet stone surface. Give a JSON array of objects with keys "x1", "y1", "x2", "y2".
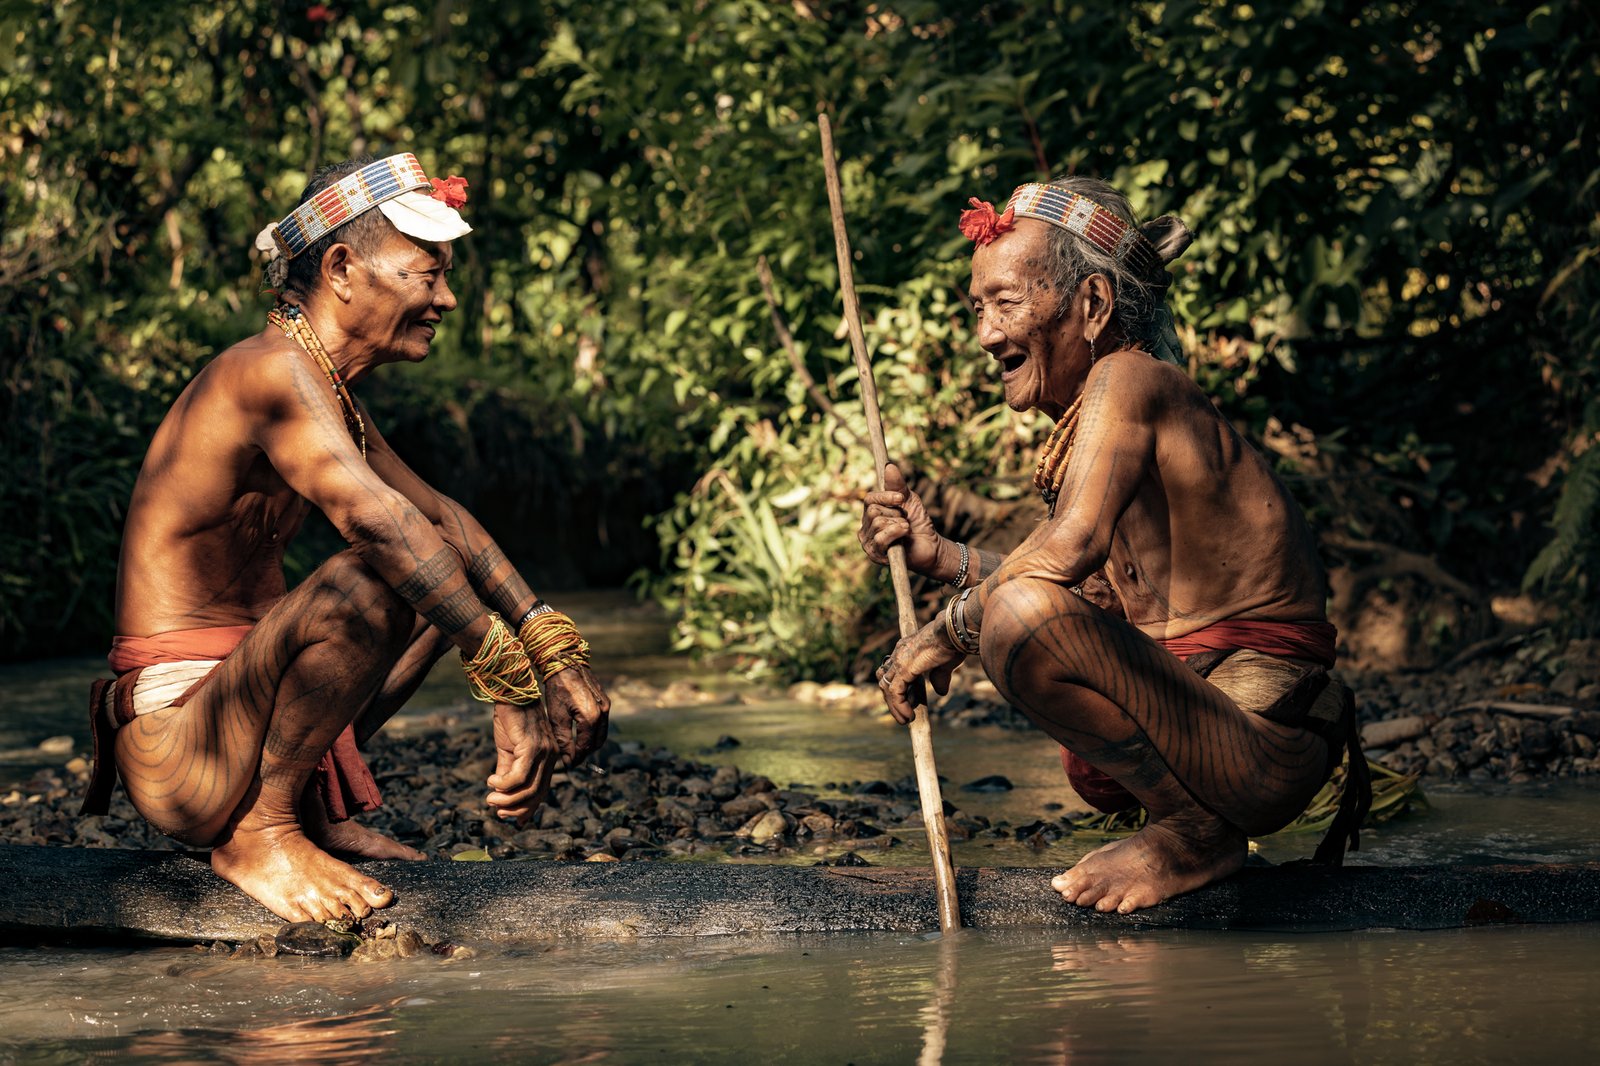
[{"x1": 185, "y1": 917, "x2": 470, "y2": 964}]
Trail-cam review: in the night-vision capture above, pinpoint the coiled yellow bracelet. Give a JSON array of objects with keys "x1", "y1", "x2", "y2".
[
  {"x1": 461, "y1": 613, "x2": 542, "y2": 704},
  {"x1": 518, "y1": 607, "x2": 591, "y2": 680}
]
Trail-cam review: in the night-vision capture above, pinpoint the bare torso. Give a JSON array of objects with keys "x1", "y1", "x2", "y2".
[
  {"x1": 1009, "y1": 350, "x2": 1327, "y2": 640},
  {"x1": 114, "y1": 330, "x2": 330, "y2": 637}
]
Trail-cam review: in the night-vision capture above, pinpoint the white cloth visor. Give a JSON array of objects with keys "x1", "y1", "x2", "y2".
[{"x1": 378, "y1": 190, "x2": 472, "y2": 243}]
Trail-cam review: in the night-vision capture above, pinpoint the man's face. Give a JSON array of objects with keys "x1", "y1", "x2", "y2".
[
  {"x1": 352, "y1": 230, "x2": 458, "y2": 363},
  {"x1": 968, "y1": 220, "x2": 1087, "y2": 415}
]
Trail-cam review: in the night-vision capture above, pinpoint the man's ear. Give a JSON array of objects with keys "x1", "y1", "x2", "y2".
[
  {"x1": 322, "y1": 244, "x2": 357, "y2": 304},
  {"x1": 1080, "y1": 273, "x2": 1115, "y2": 334}
]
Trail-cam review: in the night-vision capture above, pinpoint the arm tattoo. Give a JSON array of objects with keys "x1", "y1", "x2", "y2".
[
  {"x1": 394, "y1": 548, "x2": 458, "y2": 603},
  {"x1": 972, "y1": 549, "x2": 1007, "y2": 584},
  {"x1": 428, "y1": 584, "x2": 481, "y2": 637},
  {"x1": 466, "y1": 545, "x2": 507, "y2": 586},
  {"x1": 463, "y1": 541, "x2": 536, "y2": 619}
]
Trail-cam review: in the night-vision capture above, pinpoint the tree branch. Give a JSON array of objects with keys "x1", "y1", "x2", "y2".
[{"x1": 756, "y1": 255, "x2": 869, "y2": 452}]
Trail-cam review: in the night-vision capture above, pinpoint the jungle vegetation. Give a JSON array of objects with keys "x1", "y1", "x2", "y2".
[{"x1": 3, "y1": 1, "x2": 1597, "y2": 676}]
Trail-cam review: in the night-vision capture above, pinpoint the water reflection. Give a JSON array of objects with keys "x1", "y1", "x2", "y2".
[
  {"x1": 5, "y1": 926, "x2": 1600, "y2": 1063},
  {"x1": 112, "y1": 1002, "x2": 398, "y2": 1065}
]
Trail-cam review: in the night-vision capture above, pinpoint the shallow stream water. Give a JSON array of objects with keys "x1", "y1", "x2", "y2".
[{"x1": 3, "y1": 591, "x2": 1598, "y2": 1061}]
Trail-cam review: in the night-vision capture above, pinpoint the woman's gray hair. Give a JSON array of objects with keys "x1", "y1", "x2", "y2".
[{"x1": 1038, "y1": 175, "x2": 1193, "y2": 357}]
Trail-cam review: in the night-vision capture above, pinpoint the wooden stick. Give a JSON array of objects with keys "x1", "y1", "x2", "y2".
[{"x1": 817, "y1": 113, "x2": 961, "y2": 934}]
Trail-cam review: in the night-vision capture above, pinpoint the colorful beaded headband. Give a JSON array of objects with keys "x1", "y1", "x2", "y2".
[
  {"x1": 267, "y1": 153, "x2": 432, "y2": 260},
  {"x1": 960, "y1": 183, "x2": 1163, "y2": 279}
]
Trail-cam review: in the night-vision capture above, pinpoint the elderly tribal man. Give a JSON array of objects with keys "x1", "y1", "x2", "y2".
[
  {"x1": 859, "y1": 177, "x2": 1368, "y2": 913},
  {"x1": 83, "y1": 152, "x2": 610, "y2": 923}
]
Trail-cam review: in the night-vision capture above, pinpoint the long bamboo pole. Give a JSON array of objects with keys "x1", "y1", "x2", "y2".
[{"x1": 818, "y1": 113, "x2": 961, "y2": 933}]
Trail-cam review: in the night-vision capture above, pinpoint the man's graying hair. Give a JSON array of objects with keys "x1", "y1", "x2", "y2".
[
  {"x1": 1038, "y1": 175, "x2": 1193, "y2": 351},
  {"x1": 283, "y1": 154, "x2": 401, "y2": 298}
]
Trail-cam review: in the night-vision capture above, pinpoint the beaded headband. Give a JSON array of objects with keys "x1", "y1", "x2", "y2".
[
  {"x1": 268, "y1": 153, "x2": 429, "y2": 260},
  {"x1": 253, "y1": 153, "x2": 471, "y2": 293},
  {"x1": 961, "y1": 183, "x2": 1163, "y2": 279}
]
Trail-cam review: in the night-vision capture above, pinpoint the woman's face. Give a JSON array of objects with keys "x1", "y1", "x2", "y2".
[{"x1": 968, "y1": 220, "x2": 1094, "y2": 418}]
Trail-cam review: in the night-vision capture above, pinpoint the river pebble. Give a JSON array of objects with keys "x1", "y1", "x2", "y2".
[{"x1": 1, "y1": 636, "x2": 1592, "y2": 860}]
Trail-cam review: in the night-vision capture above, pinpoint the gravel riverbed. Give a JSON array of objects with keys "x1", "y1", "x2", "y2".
[{"x1": 2, "y1": 636, "x2": 1595, "y2": 860}]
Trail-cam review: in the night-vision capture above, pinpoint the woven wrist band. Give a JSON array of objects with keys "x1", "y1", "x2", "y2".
[
  {"x1": 519, "y1": 609, "x2": 591, "y2": 680},
  {"x1": 461, "y1": 614, "x2": 542, "y2": 704}
]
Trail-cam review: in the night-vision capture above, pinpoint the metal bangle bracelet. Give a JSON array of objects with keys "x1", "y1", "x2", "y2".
[
  {"x1": 518, "y1": 601, "x2": 556, "y2": 628},
  {"x1": 944, "y1": 595, "x2": 963, "y2": 648},
  {"x1": 952, "y1": 587, "x2": 980, "y2": 654}
]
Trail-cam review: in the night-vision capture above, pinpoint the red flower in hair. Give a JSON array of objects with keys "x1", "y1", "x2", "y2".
[
  {"x1": 958, "y1": 197, "x2": 1015, "y2": 246},
  {"x1": 429, "y1": 175, "x2": 469, "y2": 209}
]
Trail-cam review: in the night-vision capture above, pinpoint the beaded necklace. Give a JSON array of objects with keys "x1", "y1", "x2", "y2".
[
  {"x1": 1031, "y1": 396, "x2": 1082, "y2": 518},
  {"x1": 266, "y1": 303, "x2": 366, "y2": 458}
]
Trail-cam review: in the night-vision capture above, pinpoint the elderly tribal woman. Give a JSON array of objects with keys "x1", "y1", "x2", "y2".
[
  {"x1": 859, "y1": 176, "x2": 1367, "y2": 913},
  {"x1": 86, "y1": 152, "x2": 610, "y2": 922}
]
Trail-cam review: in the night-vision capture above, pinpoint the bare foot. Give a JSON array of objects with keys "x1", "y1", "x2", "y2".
[
  {"x1": 301, "y1": 800, "x2": 425, "y2": 862},
  {"x1": 1051, "y1": 814, "x2": 1246, "y2": 914},
  {"x1": 311, "y1": 818, "x2": 426, "y2": 862},
  {"x1": 210, "y1": 816, "x2": 396, "y2": 923}
]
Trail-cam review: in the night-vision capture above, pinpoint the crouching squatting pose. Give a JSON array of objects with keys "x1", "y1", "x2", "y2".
[
  {"x1": 860, "y1": 177, "x2": 1369, "y2": 914},
  {"x1": 83, "y1": 152, "x2": 610, "y2": 923}
]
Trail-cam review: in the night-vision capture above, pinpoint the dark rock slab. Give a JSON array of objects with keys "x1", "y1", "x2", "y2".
[{"x1": 3, "y1": 844, "x2": 1598, "y2": 947}]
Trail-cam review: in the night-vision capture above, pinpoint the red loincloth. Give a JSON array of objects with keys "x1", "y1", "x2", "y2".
[
  {"x1": 1153, "y1": 618, "x2": 1337, "y2": 669},
  {"x1": 101, "y1": 626, "x2": 382, "y2": 823},
  {"x1": 1062, "y1": 618, "x2": 1340, "y2": 814}
]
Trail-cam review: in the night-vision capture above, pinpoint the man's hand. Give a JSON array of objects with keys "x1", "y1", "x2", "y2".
[
  {"x1": 858, "y1": 462, "x2": 946, "y2": 578},
  {"x1": 875, "y1": 616, "x2": 966, "y2": 725},
  {"x1": 486, "y1": 702, "x2": 561, "y2": 824},
  {"x1": 1077, "y1": 569, "x2": 1127, "y2": 619},
  {"x1": 541, "y1": 666, "x2": 611, "y2": 767}
]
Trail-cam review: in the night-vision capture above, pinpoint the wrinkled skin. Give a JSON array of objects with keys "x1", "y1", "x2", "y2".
[
  {"x1": 114, "y1": 223, "x2": 608, "y2": 923},
  {"x1": 864, "y1": 219, "x2": 1333, "y2": 913}
]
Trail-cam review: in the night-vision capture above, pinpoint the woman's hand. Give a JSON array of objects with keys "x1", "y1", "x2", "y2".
[
  {"x1": 858, "y1": 462, "x2": 949, "y2": 579},
  {"x1": 875, "y1": 616, "x2": 967, "y2": 725}
]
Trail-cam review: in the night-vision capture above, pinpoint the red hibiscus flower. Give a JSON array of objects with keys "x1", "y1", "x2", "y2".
[
  {"x1": 306, "y1": 4, "x2": 334, "y2": 23},
  {"x1": 429, "y1": 175, "x2": 469, "y2": 209},
  {"x1": 958, "y1": 197, "x2": 1015, "y2": 246}
]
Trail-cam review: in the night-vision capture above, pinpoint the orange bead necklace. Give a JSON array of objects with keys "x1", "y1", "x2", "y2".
[
  {"x1": 267, "y1": 303, "x2": 366, "y2": 458},
  {"x1": 1031, "y1": 397, "x2": 1082, "y2": 517}
]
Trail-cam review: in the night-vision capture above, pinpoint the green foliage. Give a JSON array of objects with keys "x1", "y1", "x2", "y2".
[
  {"x1": 2, "y1": 0, "x2": 1598, "y2": 663},
  {"x1": 651, "y1": 459, "x2": 868, "y2": 678}
]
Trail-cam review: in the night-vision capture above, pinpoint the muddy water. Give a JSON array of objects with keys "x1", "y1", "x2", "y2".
[
  {"x1": 2, "y1": 926, "x2": 1598, "y2": 1063},
  {"x1": 3, "y1": 591, "x2": 1600, "y2": 1061}
]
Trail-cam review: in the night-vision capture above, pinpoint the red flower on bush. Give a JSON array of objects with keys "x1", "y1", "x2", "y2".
[
  {"x1": 306, "y1": 4, "x2": 334, "y2": 22},
  {"x1": 429, "y1": 176, "x2": 469, "y2": 209},
  {"x1": 958, "y1": 197, "x2": 1015, "y2": 246}
]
